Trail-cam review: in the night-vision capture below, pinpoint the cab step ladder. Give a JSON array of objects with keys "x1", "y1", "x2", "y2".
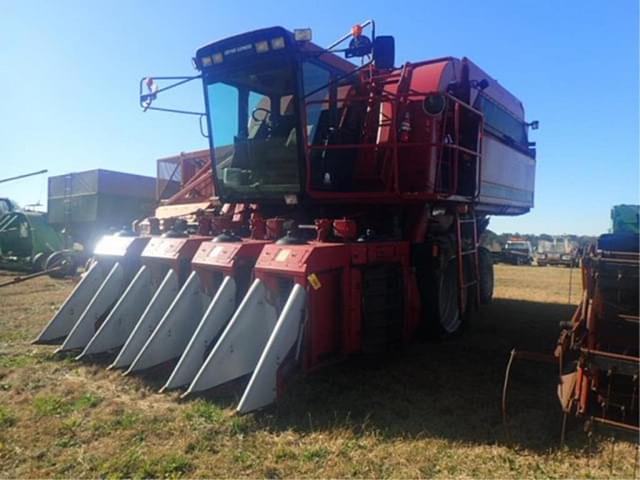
[{"x1": 455, "y1": 209, "x2": 481, "y2": 314}]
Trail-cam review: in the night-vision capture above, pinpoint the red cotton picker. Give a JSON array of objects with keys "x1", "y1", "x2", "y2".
[{"x1": 35, "y1": 22, "x2": 537, "y2": 413}]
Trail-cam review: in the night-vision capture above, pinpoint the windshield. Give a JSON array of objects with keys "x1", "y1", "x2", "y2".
[{"x1": 205, "y1": 58, "x2": 300, "y2": 200}]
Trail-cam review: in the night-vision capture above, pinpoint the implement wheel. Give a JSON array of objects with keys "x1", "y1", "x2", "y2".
[
  {"x1": 44, "y1": 251, "x2": 77, "y2": 278},
  {"x1": 31, "y1": 252, "x2": 48, "y2": 272}
]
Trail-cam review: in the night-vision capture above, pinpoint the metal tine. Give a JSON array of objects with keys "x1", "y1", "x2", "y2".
[
  {"x1": 109, "y1": 268, "x2": 179, "y2": 370},
  {"x1": 125, "y1": 271, "x2": 209, "y2": 374},
  {"x1": 78, "y1": 265, "x2": 153, "y2": 359},
  {"x1": 183, "y1": 279, "x2": 278, "y2": 397},
  {"x1": 161, "y1": 275, "x2": 237, "y2": 392},
  {"x1": 237, "y1": 283, "x2": 306, "y2": 414},
  {"x1": 56, "y1": 262, "x2": 127, "y2": 353},
  {"x1": 33, "y1": 261, "x2": 110, "y2": 344}
]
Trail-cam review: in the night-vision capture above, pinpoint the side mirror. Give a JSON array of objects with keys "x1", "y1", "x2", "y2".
[{"x1": 373, "y1": 36, "x2": 395, "y2": 70}]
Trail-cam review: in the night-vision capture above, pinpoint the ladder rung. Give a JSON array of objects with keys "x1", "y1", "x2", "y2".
[
  {"x1": 460, "y1": 250, "x2": 477, "y2": 256},
  {"x1": 462, "y1": 281, "x2": 478, "y2": 288},
  {"x1": 457, "y1": 218, "x2": 476, "y2": 223}
]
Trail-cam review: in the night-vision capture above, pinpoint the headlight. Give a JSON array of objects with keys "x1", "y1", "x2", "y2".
[
  {"x1": 271, "y1": 37, "x2": 285, "y2": 50},
  {"x1": 255, "y1": 41, "x2": 269, "y2": 53},
  {"x1": 294, "y1": 28, "x2": 312, "y2": 42},
  {"x1": 212, "y1": 52, "x2": 224, "y2": 64}
]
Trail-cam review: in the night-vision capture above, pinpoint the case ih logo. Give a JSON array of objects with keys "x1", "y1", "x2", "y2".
[{"x1": 224, "y1": 44, "x2": 253, "y2": 56}]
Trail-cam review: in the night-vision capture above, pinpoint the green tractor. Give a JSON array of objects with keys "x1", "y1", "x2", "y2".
[{"x1": 0, "y1": 198, "x2": 76, "y2": 276}]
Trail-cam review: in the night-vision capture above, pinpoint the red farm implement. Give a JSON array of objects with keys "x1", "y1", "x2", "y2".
[{"x1": 503, "y1": 207, "x2": 639, "y2": 440}]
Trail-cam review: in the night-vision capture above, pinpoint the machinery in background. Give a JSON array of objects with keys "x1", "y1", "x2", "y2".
[
  {"x1": 503, "y1": 205, "x2": 639, "y2": 439},
  {"x1": 155, "y1": 149, "x2": 213, "y2": 210},
  {"x1": 499, "y1": 239, "x2": 534, "y2": 265},
  {"x1": 536, "y1": 236, "x2": 578, "y2": 267},
  {"x1": 48, "y1": 169, "x2": 157, "y2": 257},
  {"x1": 36, "y1": 22, "x2": 538, "y2": 414},
  {"x1": 1, "y1": 168, "x2": 163, "y2": 277},
  {"x1": 554, "y1": 205, "x2": 639, "y2": 435},
  {"x1": 0, "y1": 169, "x2": 75, "y2": 275},
  {"x1": 610, "y1": 204, "x2": 639, "y2": 235},
  {"x1": 0, "y1": 198, "x2": 71, "y2": 273}
]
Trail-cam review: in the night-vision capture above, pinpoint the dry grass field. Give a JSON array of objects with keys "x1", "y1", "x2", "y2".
[{"x1": 0, "y1": 265, "x2": 637, "y2": 478}]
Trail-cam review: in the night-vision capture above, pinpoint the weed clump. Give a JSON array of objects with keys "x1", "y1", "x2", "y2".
[
  {"x1": 0, "y1": 353, "x2": 37, "y2": 369},
  {"x1": 33, "y1": 394, "x2": 70, "y2": 417},
  {"x1": 32, "y1": 393, "x2": 103, "y2": 417},
  {"x1": 0, "y1": 405, "x2": 16, "y2": 427},
  {"x1": 184, "y1": 400, "x2": 223, "y2": 425},
  {"x1": 98, "y1": 449, "x2": 193, "y2": 479}
]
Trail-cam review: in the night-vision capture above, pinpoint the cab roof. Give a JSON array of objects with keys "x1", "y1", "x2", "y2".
[{"x1": 195, "y1": 26, "x2": 355, "y2": 74}]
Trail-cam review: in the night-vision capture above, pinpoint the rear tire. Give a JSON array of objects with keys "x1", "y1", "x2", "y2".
[
  {"x1": 436, "y1": 257, "x2": 465, "y2": 335},
  {"x1": 421, "y1": 254, "x2": 466, "y2": 338}
]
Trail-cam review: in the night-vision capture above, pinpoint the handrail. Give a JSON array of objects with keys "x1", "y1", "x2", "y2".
[{"x1": 304, "y1": 86, "x2": 483, "y2": 198}]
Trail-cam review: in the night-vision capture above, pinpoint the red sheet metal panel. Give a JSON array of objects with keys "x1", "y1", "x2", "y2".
[{"x1": 141, "y1": 236, "x2": 208, "y2": 282}]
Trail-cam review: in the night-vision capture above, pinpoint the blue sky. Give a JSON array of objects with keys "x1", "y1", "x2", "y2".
[{"x1": 1, "y1": 0, "x2": 638, "y2": 235}]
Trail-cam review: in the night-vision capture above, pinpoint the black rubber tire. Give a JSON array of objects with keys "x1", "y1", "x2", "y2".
[
  {"x1": 421, "y1": 255, "x2": 466, "y2": 338},
  {"x1": 45, "y1": 251, "x2": 77, "y2": 278},
  {"x1": 478, "y1": 247, "x2": 494, "y2": 305},
  {"x1": 437, "y1": 257, "x2": 465, "y2": 335},
  {"x1": 31, "y1": 252, "x2": 48, "y2": 272}
]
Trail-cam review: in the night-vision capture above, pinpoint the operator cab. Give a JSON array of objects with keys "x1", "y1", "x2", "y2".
[{"x1": 195, "y1": 27, "x2": 356, "y2": 204}]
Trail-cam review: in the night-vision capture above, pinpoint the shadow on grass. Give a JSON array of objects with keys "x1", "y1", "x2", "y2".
[
  {"x1": 71, "y1": 298, "x2": 585, "y2": 451},
  {"x1": 255, "y1": 298, "x2": 580, "y2": 452}
]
